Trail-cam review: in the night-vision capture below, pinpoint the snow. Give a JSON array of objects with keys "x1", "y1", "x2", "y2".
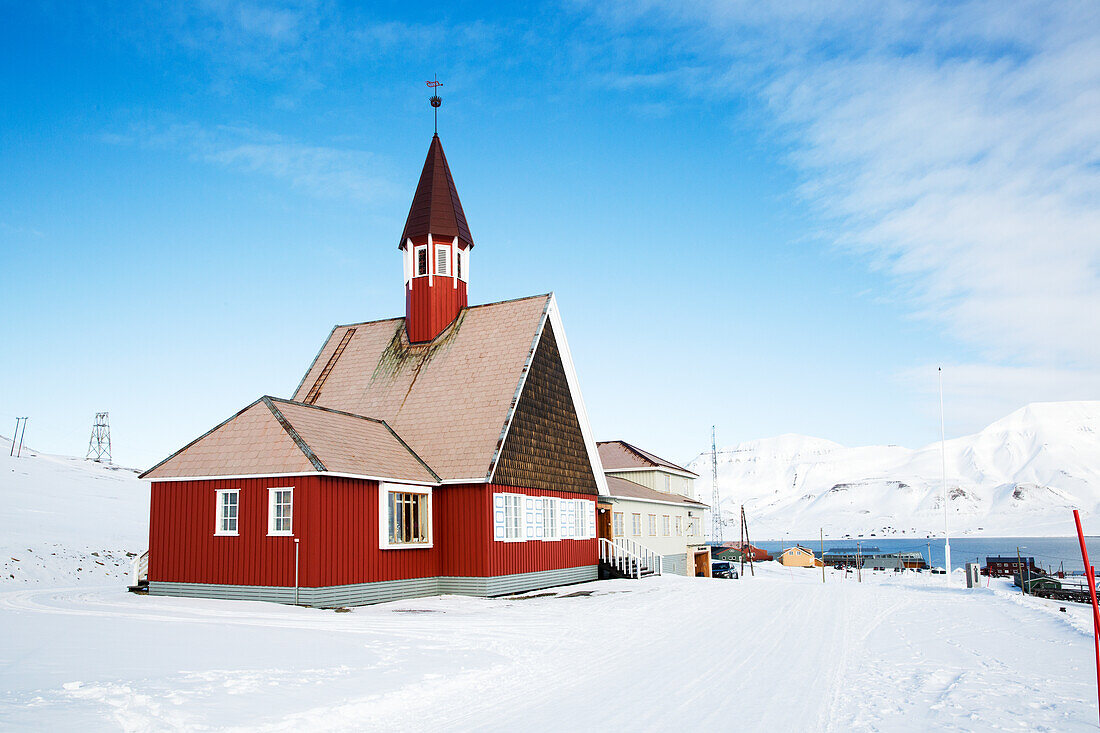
[
  {"x1": 3, "y1": 432, "x2": 1099, "y2": 730},
  {"x1": 2, "y1": 567, "x2": 1097, "y2": 730},
  {"x1": 688, "y1": 401, "x2": 1100, "y2": 539}
]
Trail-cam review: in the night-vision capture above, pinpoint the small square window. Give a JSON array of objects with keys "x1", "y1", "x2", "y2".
[
  {"x1": 268, "y1": 487, "x2": 293, "y2": 536},
  {"x1": 215, "y1": 489, "x2": 239, "y2": 536}
]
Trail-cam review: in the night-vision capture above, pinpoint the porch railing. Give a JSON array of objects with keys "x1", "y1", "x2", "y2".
[{"x1": 599, "y1": 537, "x2": 662, "y2": 579}]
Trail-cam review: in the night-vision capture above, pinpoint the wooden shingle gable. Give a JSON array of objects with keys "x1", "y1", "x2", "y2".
[{"x1": 491, "y1": 321, "x2": 598, "y2": 494}]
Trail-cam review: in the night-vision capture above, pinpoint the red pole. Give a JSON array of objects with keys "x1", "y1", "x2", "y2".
[{"x1": 1073, "y1": 509, "x2": 1100, "y2": 729}]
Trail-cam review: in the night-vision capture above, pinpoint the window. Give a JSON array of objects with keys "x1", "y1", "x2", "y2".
[
  {"x1": 415, "y1": 246, "x2": 428, "y2": 277},
  {"x1": 648, "y1": 514, "x2": 657, "y2": 536},
  {"x1": 215, "y1": 489, "x2": 238, "y2": 536},
  {"x1": 380, "y1": 484, "x2": 433, "y2": 548},
  {"x1": 574, "y1": 499, "x2": 589, "y2": 538},
  {"x1": 662, "y1": 515, "x2": 671, "y2": 536},
  {"x1": 664, "y1": 474, "x2": 671, "y2": 492},
  {"x1": 456, "y1": 248, "x2": 464, "y2": 280},
  {"x1": 613, "y1": 512, "x2": 624, "y2": 537},
  {"x1": 631, "y1": 513, "x2": 642, "y2": 536},
  {"x1": 268, "y1": 487, "x2": 293, "y2": 536},
  {"x1": 675, "y1": 516, "x2": 683, "y2": 536},
  {"x1": 687, "y1": 519, "x2": 696, "y2": 536},
  {"x1": 542, "y1": 497, "x2": 558, "y2": 540},
  {"x1": 436, "y1": 245, "x2": 450, "y2": 276},
  {"x1": 504, "y1": 493, "x2": 523, "y2": 540}
]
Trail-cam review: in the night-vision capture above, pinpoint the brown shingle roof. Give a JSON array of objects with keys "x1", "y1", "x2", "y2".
[
  {"x1": 604, "y1": 475, "x2": 708, "y2": 508},
  {"x1": 596, "y1": 440, "x2": 698, "y2": 476},
  {"x1": 399, "y1": 134, "x2": 473, "y2": 249},
  {"x1": 292, "y1": 294, "x2": 553, "y2": 481},
  {"x1": 140, "y1": 397, "x2": 438, "y2": 483}
]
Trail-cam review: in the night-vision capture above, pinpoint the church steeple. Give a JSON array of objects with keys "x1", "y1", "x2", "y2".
[{"x1": 400, "y1": 134, "x2": 472, "y2": 343}]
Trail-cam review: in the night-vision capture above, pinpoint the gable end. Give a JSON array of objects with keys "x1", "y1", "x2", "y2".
[{"x1": 491, "y1": 321, "x2": 599, "y2": 495}]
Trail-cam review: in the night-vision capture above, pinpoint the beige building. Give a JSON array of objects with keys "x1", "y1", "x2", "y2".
[
  {"x1": 776, "y1": 546, "x2": 821, "y2": 568},
  {"x1": 597, "y1": 441, "x2": 710, "y2": 577}
]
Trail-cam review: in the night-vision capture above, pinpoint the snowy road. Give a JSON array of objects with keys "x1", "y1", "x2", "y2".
[{"x1": 0, "y1": 567, "x2": 1096, "y2": 732}]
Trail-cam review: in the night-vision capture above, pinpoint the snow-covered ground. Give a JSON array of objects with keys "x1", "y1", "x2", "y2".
[
  {"x1": 1, "y1": 567, "x2": 1097, "y2": 731},
  {"x1": 2, "y1": 434, "x2": 1099, "y2": 731},
  {"x1": 688, "y1": 401, "x2": 1100, "y2": 539}
]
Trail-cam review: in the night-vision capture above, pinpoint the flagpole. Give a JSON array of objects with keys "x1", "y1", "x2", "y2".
[{"x1": 939, "y1": 367, "x2": 952, "y2": 586}]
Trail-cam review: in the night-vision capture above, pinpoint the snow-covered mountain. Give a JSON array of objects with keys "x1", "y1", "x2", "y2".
[{"x1": 687, "y1": 401, "x2": 1100, "y2": 539}]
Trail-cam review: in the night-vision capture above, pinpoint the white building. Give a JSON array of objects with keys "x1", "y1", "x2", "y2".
[{"x1": 596, "y1": 441, "x2": 710, "y2": 577}]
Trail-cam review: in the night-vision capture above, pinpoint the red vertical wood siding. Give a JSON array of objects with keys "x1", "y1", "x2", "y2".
[
  {"x1": 405, "y1": 271, "x2": 467, "y2": 343},
  {"x1": 148, "y1": 476, "x2": 318, "y2": 587},
  {"x1": 148, "y1": 477, "x2": 596, "y2": 588}
]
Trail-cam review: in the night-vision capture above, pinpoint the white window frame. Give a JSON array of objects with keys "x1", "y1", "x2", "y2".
[
  {"x1": 379, "y1": 483, "x2": 433, "y2": 549},
  {"x1": 435, "y1": 243, "x2": 450, "y2": 276},
  {"x1": 631, "y1": 513, "x2": 642, "y2": 537},
  {"x1": 414, "y1": 245, "x2": 428, "y2": 278},
  {"x1": 613, "y1": 512, "x2": 624, "y2": 537},
  {"x1": 457, "y1": 246, "x2": 468, "y2": 282},
  {"x1": 662, "y1": 515, "x2": 671, "y2": 537},
  {"x1": 215, "y1": 489, "x2": 239, "y2": 536},
  {"x1": 664, "y1": 474, "x2": 671, "y2": 492},
  {"x1": 675, "y1": 516, "x2": 683, "y2": 536},
  {"x1": 542, "y1": 497, "x2": 559, "y2": 541},
  {"x1": 267, "y1": 486, "x2": 293, "y2": 536},
  {"x1": 648, "y1": 514, "x2": 657, "y2": 537},
  {"x1": 493, "y1": 492, "x2": 526, "y2": 543}
]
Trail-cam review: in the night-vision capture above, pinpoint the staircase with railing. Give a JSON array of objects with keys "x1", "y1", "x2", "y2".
[
  {"x1": 128, "y1": 550, "x2": 149, "y2": 593},
  {"x1": 599, "y1": 538, "x2": 662, "y2": 579}
]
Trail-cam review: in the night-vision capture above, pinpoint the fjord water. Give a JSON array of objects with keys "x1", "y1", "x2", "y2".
[{"x1": 754, "y1": 536, "x2": 1100, "y2": 573}]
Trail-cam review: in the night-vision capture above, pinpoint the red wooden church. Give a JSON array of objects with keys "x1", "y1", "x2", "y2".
[{"x1": 140, "y1": 132, "x2": 609, "y2": 606}]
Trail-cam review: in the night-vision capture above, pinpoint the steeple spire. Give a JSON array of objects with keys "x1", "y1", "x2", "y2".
[
  {"x1": 399, "y1": 134, "x2": 473, "y2": 250},
  {"x1": 399, "y1": 132, "x2": 473, "y2": 343}
]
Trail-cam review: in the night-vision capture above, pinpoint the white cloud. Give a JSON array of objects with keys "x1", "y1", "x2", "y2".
[
  {"x1": 583, "y1": 0, "x2": 1100, "y2": 385},
  {"x1": 103, "y1": 122, "x2": 396, "y2": 204}
]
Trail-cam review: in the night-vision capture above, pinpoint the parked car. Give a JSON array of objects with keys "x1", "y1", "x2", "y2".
[{"x1": 711, "y1": 561, "x2": 739, "y2": 579}]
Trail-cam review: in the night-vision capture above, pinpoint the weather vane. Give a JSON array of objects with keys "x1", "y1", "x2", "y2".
[{"x1": 427, "y1": 76, "x2": 443, "y2": 134}]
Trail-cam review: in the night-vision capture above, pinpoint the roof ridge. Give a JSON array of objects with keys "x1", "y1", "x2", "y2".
[
  {"x1": 267, "y1": 396, "x2": 389, "y2": 425},
  {"x1": 327, "y1": 294, "x2": 552, "y2": 332},
  {"x1": 263, "y1": 397, "x2": 327, "y2": 472},
  {"x1": 267, "y1": 396, "x2": 440, "y2": 483}
]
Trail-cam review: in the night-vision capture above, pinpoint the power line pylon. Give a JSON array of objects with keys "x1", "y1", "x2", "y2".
[
  {"x1": 86, "y1": 412, "x2": 112, "y2": 463},
  {"x1": 711, "y1": 425, "x2": 723, "y2": 543}
]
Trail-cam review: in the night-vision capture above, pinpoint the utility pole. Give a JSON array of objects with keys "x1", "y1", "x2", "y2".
[
  {"x1": 711, "y1": 426, "x2": 723, "y2": 543},
  {"x1": 821, "y1": 528, "x2": 826, "y2": 583},
  {"x1": 741, "y1": 507, "x2": 755, "y2": 577},
  {"x1": 739, "y1": 502, "x2": 745, "y2": 579},
  {"x1": 86, "y1": 412, "x2": 112, "y2": 463},
  {"x1": 857, "y1": 541, "x2": 862, "y2": 583},
  {"x1": 939, "y1": 367, "x2": 952, "y2": 585},
  {"x1": 9, "y1": 417, "x2": 20, "y2": 457},
  {"x1": 1017, "y1": 546, "x2": 1025, "y2": 595},
  {"x1": 927, "y1": 541, "x2": 931, "y2": 572},
  {"x1": 10, "y1": 417, "x2": 28, "y2": 458}
]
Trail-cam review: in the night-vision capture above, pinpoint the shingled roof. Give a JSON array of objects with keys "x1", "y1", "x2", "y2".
[
  {"x1": 399, "y1": 134, "x2": 473, "y2": 249},
  {"x1": 140, "y1": 397, "x2": 438, "y2": 483},
  {"x1": 604, "y1": 475, "x2": 708, "y2": 508},
  {"x1": 291, "y1": 294, "x2": 606, "y2": 490},
  {"x1": 596, "y1": 440, "x2": 698, "y2": 476}
]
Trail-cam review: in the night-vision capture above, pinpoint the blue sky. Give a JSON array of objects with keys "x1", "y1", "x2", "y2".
[{"x1": 2, "y1": 1, "x2": 1098, "y2": 468}]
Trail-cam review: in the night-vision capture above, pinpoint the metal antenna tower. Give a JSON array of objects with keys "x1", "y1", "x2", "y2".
[
  {"x1": 86, "y1": 412, "x2": 112, "y2": 463},
  {"x1": 711, "y1": 425, "x2": 723, "y2": 542}
]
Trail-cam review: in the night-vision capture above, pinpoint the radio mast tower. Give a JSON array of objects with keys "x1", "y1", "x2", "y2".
[
  {"x1": 711, "y1": 425, "x2": 723, "y2": 542},
  {"x1": 86, "y1": 412, "x2": 112, "y2": 463}
]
